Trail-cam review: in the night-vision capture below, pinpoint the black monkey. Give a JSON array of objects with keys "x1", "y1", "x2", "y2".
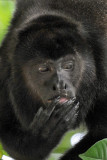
[{"x1": 0, "y1": 0, "x2": 107, "y2": 160}]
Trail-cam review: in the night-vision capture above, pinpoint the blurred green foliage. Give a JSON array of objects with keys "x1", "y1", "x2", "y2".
[
  {"x1": 0, "y1": 0, "x2": 15, "y2": 44},
  {"x1": 0, "y1": 0, "x2": 15, "y2": 158},
  {"x1": 0, "y1": 143, "x2": 9, "y2": 159},
  {"x1": 49, "y1": 130, "x2": 78, "y2": 160}
]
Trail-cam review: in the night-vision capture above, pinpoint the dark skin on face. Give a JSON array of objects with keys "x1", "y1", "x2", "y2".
[
  {"x1": 21, "y1": 51, "x2": 81, "y2": 136},
  {"x1": 23, "y1": 54, "x2": 79, "y2": 105}
]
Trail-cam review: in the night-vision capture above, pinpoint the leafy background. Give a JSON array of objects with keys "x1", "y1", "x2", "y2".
[{"x1": 0, "y1": 0, "x2": 15, "y2": 44}]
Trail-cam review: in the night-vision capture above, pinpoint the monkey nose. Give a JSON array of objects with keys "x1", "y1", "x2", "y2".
[{"x1": 53, "y1": 81, "x2": 67, "y2": 91}]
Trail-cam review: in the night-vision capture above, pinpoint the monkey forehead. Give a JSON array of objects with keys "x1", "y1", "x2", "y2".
[
  {"x1": 27, "y1": 30, "x2": 76, "y2": 60},
  {"x1": 15, "y1": 15, "x2": 88, "y2": 61}
]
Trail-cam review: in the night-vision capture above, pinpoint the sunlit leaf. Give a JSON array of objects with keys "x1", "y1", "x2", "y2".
[{"x1": 79, "y1": 139, "x2": 107, "y2": 160}]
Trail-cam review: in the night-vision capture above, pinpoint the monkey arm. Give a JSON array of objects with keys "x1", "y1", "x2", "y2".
[{"x1": 0, "y1": 98, "x2": 79, "y2": 160}]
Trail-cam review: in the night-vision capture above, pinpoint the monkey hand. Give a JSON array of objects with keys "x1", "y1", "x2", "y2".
[{"x1": 29, "y1": 97, "x2": 79, "y2": 149}]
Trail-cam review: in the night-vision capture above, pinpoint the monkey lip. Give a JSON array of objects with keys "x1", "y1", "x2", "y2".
[
  {"x1": 47, "y1": 94, "x2": 70, "y2": 103},
  {"x1": 59, "y1": 97, "x2": 68, "y2": 103}
]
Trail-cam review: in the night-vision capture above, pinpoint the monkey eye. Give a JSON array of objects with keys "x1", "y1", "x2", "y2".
[
  {"x1": 39, "y1": 64, "x2": 50, "y2": 72},
  {"x1": 62, "y1": 62, "x2": 73, "y2": 70}
]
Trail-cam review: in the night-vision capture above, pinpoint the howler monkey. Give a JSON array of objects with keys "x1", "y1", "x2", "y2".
[{"x1": 0, "y1": 0, "x2": 107, "y2": 160}]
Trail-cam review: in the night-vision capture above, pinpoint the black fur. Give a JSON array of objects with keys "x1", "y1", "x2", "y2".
[{"x1": 0, "y1": 0, "x2": 107, "y2": 160}]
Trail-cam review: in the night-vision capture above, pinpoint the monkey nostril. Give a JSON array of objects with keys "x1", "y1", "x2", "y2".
[
  {"x1": 53, "y1": 85, "x2": 56, "y2": 91},
  {"x1": 53, "y1": 83, "x2": 67, "y2": 91},
  {"x1": 64, "y1": 84, "x2": 67, "y2": 89}
]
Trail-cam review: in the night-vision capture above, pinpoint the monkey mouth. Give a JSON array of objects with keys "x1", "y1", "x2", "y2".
[{"x1": 47, "y1": 94, "x2": 71, "y2": 103}]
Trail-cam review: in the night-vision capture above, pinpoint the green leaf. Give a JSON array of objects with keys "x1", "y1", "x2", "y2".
[{"x1": 79, "y1": 139, "x2": 107, "y2": 160}]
